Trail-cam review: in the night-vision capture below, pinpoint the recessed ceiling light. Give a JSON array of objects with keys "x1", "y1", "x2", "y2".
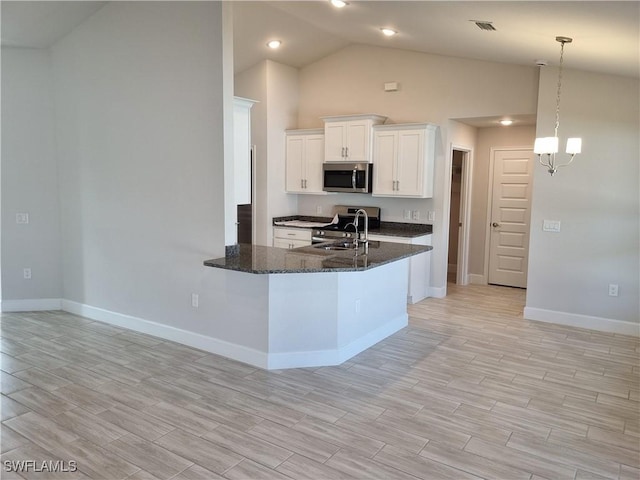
[
  {"x1": 500, "y1": 120, "x2": 514, "y2": 126},
  {"x1": 330, "y1": 0, "x2": 348, "y2": 8},
  {"x1": 381, "y1": 28, "x2": 397, "y2": 37},
  {"x1": 267, "y1": 40, "x2": 282, "y2": 49}
]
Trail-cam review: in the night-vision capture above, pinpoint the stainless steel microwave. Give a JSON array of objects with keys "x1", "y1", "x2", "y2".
[{"x1": 322, "y1": 162, "x2": 373, "y2": 193}]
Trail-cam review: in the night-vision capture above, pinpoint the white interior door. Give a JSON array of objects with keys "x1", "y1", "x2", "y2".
[{"x1": 488, "y1": 149, "x2": 534, "y2": 288}]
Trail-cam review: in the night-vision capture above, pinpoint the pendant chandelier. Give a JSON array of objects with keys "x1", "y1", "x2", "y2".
[{"x1": 534, "y1": 36, "x2": 582, "y2": 176}]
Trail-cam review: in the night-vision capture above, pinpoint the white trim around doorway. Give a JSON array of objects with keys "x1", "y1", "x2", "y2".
[{"x1": 448, "y1": 144, "x2": 473, "y2": 286}]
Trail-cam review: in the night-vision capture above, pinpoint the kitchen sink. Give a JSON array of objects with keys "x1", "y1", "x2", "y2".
[{"x1": 312, "y1": 240, "x2": 357, "y2": 251}]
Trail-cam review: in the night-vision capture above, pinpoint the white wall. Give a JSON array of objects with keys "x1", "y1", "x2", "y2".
[
  {"x1": 235, "y1": 60, "x2": 298, "y2": 245},
  {"x1": 1, "y1": 48, "x2": 62, "y2": 307},
  {"x1": 50, "y1": 2, "x2": 230, "y2": 333},
  {"x1": 526, "y1": 68, "x2": 639, "y2": 332},
  {"x1": 296, "y1": 44, "x2": 539, "y2": 293},
  {"x1": 222, "y1": 1, "x2": 237, "y2": 247}
]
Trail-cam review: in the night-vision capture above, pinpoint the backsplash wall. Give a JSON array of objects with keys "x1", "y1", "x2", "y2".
[{"x1": 297, "y1": 194, "x2": 434, "y2": 224}]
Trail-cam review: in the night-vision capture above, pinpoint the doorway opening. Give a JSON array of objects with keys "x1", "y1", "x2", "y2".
[{"x1": 448, "y1": 147, "x2": 472, "y2": 285}]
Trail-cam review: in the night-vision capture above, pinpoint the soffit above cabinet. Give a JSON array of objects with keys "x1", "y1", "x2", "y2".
[{"x1": 321, "y1": 114, "x2": 388, "y2": 124}]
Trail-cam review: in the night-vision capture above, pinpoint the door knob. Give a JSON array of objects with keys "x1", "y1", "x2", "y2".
[{"x1": 492, "y1": 222, "x2": 500, "y2": 227}]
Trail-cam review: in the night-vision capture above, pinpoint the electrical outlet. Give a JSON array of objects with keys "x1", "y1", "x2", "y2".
[
  {"x1": 427, "y1": 211, "x2": 435, "y2": 222},
  {"x1": 543, "y1": 220, "x2": 561, "y2": 232},
  {"x1": 608, "y1": 284, "x2": 619, "y2": 297},
  {"x1": 316, "y1": 205, "x2": 322, "y2": 215},
  {"x1": 191, "y1": 293, "x2": 199, "y2": 308},
  {"x1": 403, "y1": 210, "x2": 411, "y2": 220},
  {"x1": 411, "y1": 210, "x2": 420, "y2": 221},
  {"x1": 16, "y1": 213, "x2": 29, "y2": 224},
  {"x1": 23, "y1": 268, "x2": 31, "y2": 279}
]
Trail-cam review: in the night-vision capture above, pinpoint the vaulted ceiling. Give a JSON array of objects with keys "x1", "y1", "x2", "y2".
[
  {"x1": 2, "y1": 1, "x2": 638, "y2": 80},
  {"x1": 232, "y1": 1, "x2": 639, "y2": 78}
]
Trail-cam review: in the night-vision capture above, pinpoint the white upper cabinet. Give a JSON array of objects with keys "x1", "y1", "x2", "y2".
[
  {"x1": 373, "y1": 123, "x2": 438, "y2": 198},
  {"x1": 285, "y1": 129, "x2": 325, "y2": 194},
  {"x1": 234, "y1": 97, "x2": 257, "y2": 205},
  {"x1": 322, "y1": 114, "x2": 387, "y2": 162}
]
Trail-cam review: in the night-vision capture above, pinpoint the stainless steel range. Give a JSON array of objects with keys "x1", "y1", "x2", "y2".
[{"x1": 311, "y1": 206, "x2": 381, "y2": 244}]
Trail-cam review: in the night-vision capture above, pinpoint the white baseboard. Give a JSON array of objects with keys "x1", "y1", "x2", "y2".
[
  {"x1": 60, "y1": 300, "x2": 408, "y2": 370},
  {"x1": 1, "y1": 298, "x2": 62, "y2": 312},
  {"x1": 428, "y1": 285, "x2": 447, "y2": 298},
  {"x1": 267, "y1": 314, "x2": 407, "y2": 370},
  {"x1": 468, "y1": 274, "x2": 487, "y2": 285},
  {"x1": 61, "y1": 300, "x2": 269, "y2": 369},
  {"x1": 524, "y1": 307, "x2": 639, "y2": 336}
]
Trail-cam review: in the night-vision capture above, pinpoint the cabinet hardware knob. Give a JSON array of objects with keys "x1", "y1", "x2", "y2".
[{"x1": 492, "y1": 222, "x2": 500, "y2": 227}]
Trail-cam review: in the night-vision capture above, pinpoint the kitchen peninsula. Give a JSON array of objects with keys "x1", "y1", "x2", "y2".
[{"x1": 204, "y1": 241, "x2": 431, "y2": 370}]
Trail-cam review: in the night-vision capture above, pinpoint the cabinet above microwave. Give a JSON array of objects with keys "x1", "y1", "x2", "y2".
[{"x1": 321, "y1": 114, "x2": 387, "y2": 163}]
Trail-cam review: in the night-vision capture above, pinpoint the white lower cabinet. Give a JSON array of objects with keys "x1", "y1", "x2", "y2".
[
  {"x1": 273, "y1": 227, "x2": 312, "y2": 249},
  {"x1": 368, "y1": 234, "x2": 432, "y2": 304}
]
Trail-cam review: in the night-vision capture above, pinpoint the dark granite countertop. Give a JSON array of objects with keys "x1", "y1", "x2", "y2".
[
  {"x1": 273, "y1": 215, "x2": 432, "y2": 238},
  {"x1": 204, "y1": 241, "x2": 432, "y2": 274}
]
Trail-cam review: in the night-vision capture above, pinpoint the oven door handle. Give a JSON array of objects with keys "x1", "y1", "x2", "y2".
[{"x1": 352, "y1": 169, "x2": 357, "y2": 190}]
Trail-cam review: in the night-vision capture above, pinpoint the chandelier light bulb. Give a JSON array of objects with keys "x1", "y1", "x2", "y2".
[
  {"x1": 534, "y1": 137, "x2": 559, "y2": 155},
  {"x1": 566, "y1": 138, "x2": 582, "y2": 155}
]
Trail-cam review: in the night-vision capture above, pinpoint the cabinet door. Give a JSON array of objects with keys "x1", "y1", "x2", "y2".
[
  {"x1": 273, "y1": 238, "x2": 291, "y2": 249},
  {"x1": 285, "y1": 136, "x2": 305, "y2": 193},
  {"x1": 305, "y1": 134, "x2": 325, "y2": 193},
  {"x1": 396, "y1": 129, "x2": 425, "y2": 197},
  {"x1": 372, "y1": 130, "x2": 397, "y2": 195},
  {"x1": 345, "y1": 120, "x2": 370, "y2": 161},
  {"x1": 324, "y1": 122, "x2": 346, "y2": 162},
  {"x1": 273, "y1": 238, "x2": 310, "y2": 249}
]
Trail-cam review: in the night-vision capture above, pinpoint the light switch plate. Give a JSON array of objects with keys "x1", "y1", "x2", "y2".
[{"x1": 543, "y1": 220, "x2": 561, "y2": 232}]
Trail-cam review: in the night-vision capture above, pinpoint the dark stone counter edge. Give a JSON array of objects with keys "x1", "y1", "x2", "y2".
[
  {"x1": 273, "y1": 216, "x2": 433, "y2": 238},
  {"x1": 204, "y1": 243, "x2": 433, "y2": 275}
]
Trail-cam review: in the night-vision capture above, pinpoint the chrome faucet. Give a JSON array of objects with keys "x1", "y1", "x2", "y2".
[{"x1": 352, "y1": 209, "x2": 369, "y2": 254}]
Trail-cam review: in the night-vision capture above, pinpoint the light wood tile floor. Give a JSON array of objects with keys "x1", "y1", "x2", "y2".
[{"x1": 1, "y1": 284, "x2": 638, "y2": 479}]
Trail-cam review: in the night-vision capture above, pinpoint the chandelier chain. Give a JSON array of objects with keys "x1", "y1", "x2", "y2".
[{"x1": 554, "y1": 41, "x2": 565, "y2": 138}]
